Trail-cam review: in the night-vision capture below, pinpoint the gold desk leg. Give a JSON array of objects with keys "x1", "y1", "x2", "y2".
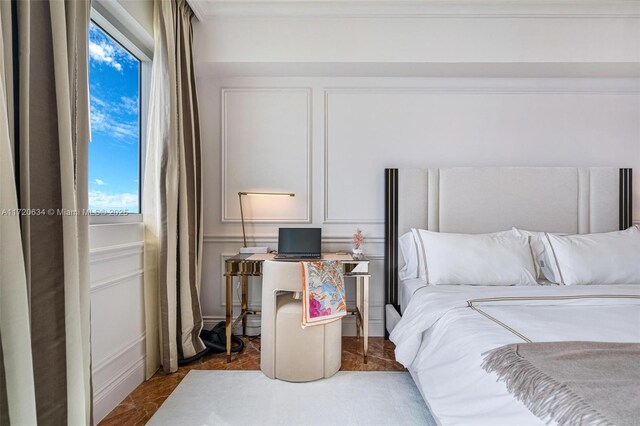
[
  {"x1": 363, "y1": 275, "x2": 370, "y2": 364},
  {"x1": 241, "y1": 275, "x2": 248, "y2": 337},
  {"x1": 355, "y1": 275, "x2": 361, "y2": 339},
  {"x1": 226, "y1": 274, "x2": 233, "y2": 362}
]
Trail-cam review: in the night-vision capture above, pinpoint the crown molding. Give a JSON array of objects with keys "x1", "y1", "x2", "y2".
[{"x1": 187, "y1": 0, "x2": 640, "y2": 19}]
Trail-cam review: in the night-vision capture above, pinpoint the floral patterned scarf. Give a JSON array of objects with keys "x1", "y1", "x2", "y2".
[{"x1": 300, "y1": 261, "x2": 347, "y2": 327}]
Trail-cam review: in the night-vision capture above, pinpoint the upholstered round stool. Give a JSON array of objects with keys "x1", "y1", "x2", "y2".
[{"x1": 260, "y1": 261, "x2": 342, "y2": 382}]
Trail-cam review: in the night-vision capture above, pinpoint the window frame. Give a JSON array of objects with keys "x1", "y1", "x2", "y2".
[{"x1": 89, "y1": 8, "x2": 152, "y2": 225}]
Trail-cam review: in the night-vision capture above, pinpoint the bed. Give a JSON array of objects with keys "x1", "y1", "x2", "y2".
[{"x1": 383, "y1": 167, "x2": 639, "y2": 425}]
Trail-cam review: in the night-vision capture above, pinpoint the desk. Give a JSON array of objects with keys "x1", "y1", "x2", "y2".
[{"x1": 224, "y1": 253, "x2": 371, "y2": 363}]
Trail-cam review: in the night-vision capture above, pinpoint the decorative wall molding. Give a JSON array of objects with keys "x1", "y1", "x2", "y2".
[
  {"x1": 93, "y1": 356, "x2": 146, "y2": 404},
  {"x1": 323, "y1": 88, "x2": 386, "y2": 224},
  {"x1": 323, "y1": 89, "x2": 381, "y2": 224},
  {"x1": 188, "y1": 0, "x2": 640, "y2": 19},
  {"x1": 221, "y1": 87, "x2": 313, "y2": 223},
  {"x1": 323, "y1": 86, "x2": 640, "y2": 96},
  {"x1": 92, "y1": 333, "x2": 146, "y2": 374},
  {"x1": 90, "y1": 224, "x2": 146, "y2": 422},
  {"x1": 90, "y1": 241, "x2": 144, "y2": 264},
  {"x1": 195, "y1": 62, "x2": 640, "y2": 80},
  {"x1": 323, "y1": 86, "x2": 640, "y2": 224},
  {"x1": 92, "y1": 332, "x2": 146, "y2": 422},
  {"x1": 90, "y1": 269, "x2": 144, "y2": 293}
]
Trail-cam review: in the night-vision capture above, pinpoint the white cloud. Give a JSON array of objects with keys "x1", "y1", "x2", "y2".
[
  {"x1": 120, "y1": 96, "x2": 139, "y2": 114},
  {"x1": 90, "y1": 95, "x2": 139, "y2": 142},
  {"x1": 94, "y1": 179, "x2": 106, "y2": 185},
  {"x1": 89, "y1": 40, "x2": 123, "y2": 71},
  {"x1": 89, "y1": 190, "x2": 138, "y2": 210},
  {"x1": 89, "y1": 21, "x2": 137, "y2": 74},
  {"x1": 90, "y1": 95, "x2": 108, "y2": 109}
]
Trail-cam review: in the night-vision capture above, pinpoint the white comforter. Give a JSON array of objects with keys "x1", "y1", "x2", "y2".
[{"x1": 390, "y1": 285, "x2": 640, "y2": 426}]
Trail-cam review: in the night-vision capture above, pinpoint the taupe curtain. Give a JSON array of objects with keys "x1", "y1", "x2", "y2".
[
  {"x1": 0, "y1": 0, "x2": 92, "y2": 424},
  {"x1": 0, "y1": 2, "x2": 37, "y2": 423},
  {"x1": 143, "y1": 0, "x2": 205, "y2": 376}
]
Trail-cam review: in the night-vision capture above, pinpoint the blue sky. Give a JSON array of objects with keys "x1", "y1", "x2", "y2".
[{"x1": 88, "y1": 22, "x2": 140, "y2": 212}]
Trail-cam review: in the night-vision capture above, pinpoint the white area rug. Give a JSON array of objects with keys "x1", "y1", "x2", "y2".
[{"x1": 148, "y1": 370, "x2": 436, "y2": 425}]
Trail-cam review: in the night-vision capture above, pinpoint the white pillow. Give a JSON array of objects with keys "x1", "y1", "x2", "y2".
[
  {"x1": 542, "y1": 226, "x2": 640, "y2": 285},
  {"x1": 512, "y1": 228, "x2": 566, "y2": 282},
  {"x1": 413, "y1": 229, "x2": 538, "y2": 285},
  {"x1": 398, "y1": 232, "x2": 420, "y2": 281},
  {"x1": 404, "y1": 228, "x2": 514, "y2": 281}
]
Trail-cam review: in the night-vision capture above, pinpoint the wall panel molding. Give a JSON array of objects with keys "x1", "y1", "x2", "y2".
[
  {"x1": 200, "y1": 77, "x2": 639, "y2": 342},
  {"x1": 90, "y1": 241, "x2": 143, "y2": 264},
  {"x1": 323, "y1": 85, "x2": 640, "y2": 224},
  {"x1": 324, "y1": 86, "x2": 640, "y2": 96},
  {"x1": 92, "y1": 333, "x2": 145, "y2": 423},
  {"x1": 93, "y1": 357, "x2": 145, "y2": 411},
  {"x1": 93, "y1": 333, "x2": 146, "y2": 374},
  {"x1": 90, "y1": 269, "x2": 144, "y2": 293},
  {"x1": 323, "y1": 89, "x2": 384, "y2": 224},
  {"x1": 221, "y1": 87, "x2": 313, "y2": 223},
  {"x1": 90, "y1": 223, "x2": 146, "y2": 423}
]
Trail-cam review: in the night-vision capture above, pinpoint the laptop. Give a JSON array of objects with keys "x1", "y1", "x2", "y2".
[{"x1": 274, "y1": 228, "x2": 321, "y2": 260}]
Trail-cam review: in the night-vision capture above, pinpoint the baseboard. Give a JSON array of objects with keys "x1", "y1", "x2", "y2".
[
  {"x1": 93, "y1": 356, "x2": 145, "y2": 423},
  {"x1": 203, "y1": 316, "x2": 262, "y2": 336},
  {"x1": 92, "y1": 335, "x2": 146, "y2": 424},
  {"x1": 342, "y1": 317, "x2": 385, "y2": 337}
]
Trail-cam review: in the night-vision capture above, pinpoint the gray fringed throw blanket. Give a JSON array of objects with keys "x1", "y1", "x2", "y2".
[{"x1": 482, "y1": 342, "x2": 640, "y2": 426}]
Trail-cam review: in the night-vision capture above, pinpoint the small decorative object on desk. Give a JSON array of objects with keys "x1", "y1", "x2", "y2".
[{"x1": 352, "y1": 228, "x2": 364, "y2": 256}]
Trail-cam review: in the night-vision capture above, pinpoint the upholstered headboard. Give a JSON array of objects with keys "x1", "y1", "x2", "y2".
[{"x1": 384, "y1": 167, "x2": 633, "y2": 325}]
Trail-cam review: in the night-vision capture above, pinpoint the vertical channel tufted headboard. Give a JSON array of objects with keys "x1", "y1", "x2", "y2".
[{"x1": 384, "y1": 167, "x2": 633, "y2": 333}]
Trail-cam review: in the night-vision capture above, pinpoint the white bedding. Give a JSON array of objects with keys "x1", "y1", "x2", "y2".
[
  {"x1": 399, "y1": 278, "x2": 427, "y2": 314},
  {"x1": 390, "y1": 285, "x2": 640, "y2": 425}
]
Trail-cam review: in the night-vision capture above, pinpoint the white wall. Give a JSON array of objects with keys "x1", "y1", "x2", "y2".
[
  {"x1": 194, "y1": 16, "x2": 640, "y2": 65},
  {"x1": 192, "y1": 1, "x2": 640, "y2": 338},
  {"x1": 90, "y1": 223, "x2": 145, "y2": 423}
]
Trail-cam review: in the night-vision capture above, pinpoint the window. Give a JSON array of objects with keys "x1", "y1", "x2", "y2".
[{"x1": 88, "y1": 21, "x2": 141, "y2": 214}]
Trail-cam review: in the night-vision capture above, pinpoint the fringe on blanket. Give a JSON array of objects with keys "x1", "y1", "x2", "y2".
[{"x1": 482, "y1": 345, "x2": 612, "y2": 426}]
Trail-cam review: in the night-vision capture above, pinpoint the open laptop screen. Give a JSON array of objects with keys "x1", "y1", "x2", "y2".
[{"x1": 277, "y1": 228, "x2": 321, "y2": 255}]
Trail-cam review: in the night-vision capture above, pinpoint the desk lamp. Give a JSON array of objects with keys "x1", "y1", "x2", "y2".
[{"x1": 238, "y1": 191, "x2": 295, "y2": 252}]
